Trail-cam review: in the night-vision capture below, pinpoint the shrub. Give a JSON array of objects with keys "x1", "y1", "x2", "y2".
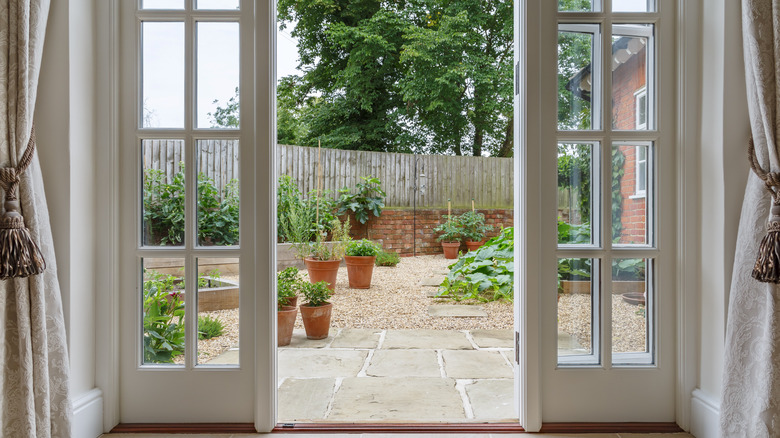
[
  {"x1": 277, "y1": 175, "x2": 336, "y2": 243},
  {"x1": 142, "y1": 269, "x2": 185, "y2": 363},
  {"x1": 375, "y1": 249, "x2": 400, "y2": 267},
  {"x1": 456, "y1": 211, "x2": 493, "y2": 241},
  {"x1": 301, "y1": 280, "x2": 332, "y2": 307},
  {"x1": 336, "y1": 176, "x2": 386, "y2": 237},
  {"x1": 198, "y1": 315, "x2": 224, "y2": 340},
  {"x1": 277, "y1": 267, "x2": 303, "y2": 309},
  {"x1": 434, "y1": 217, "x2": 462, "y2": 242},
  {"x1": 346, "y1": 239, "x2": 380, "y2": 257}
]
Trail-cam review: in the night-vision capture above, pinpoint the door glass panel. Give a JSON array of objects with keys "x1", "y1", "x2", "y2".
[
  {"x1": 612, "y1": 258, "x2": 651, "y2": 363},
  {"x1": 197, "y1": 0, "x2": 240, "y2": 9},
  {"x1": 558, "y1": 143, "x2": 596, "y2": 245},
  {"x1": 197, "y1": 258, "x2": 240, "y2": 365},
  {"x1": 612, "y1": 25, "x2": 652, "y2": 130},
  {"x1": 559, "y1": 0, "x2": 600, "y2": 12},
  {"x1": 613, "y1": 0, "x2": 655, "y2": 12},
  {"x1": 611, "y1": 143, "x2": 651, "y2": 245},
  {"x1": 197, "y1": 139, "x2": 240, "y2": 246},
  {"x1": 142, "y1": 258, "x2": 186, "y2": 366},
  {"x1": 558, "y1": 26, "x2": 599, "y2": 130},
  {"x1": 558, "y1": 258, "x2": 598, "y2": 362},
  {"x1": 142, "y1": 139, "x2": 185, "y2": 246},
  {"x1": 141, "y1": 0, "x2": 184, "y2": 9},
  {"x1": 142, "y1": 22, "x2": 185, "y2": 128},
  {"x1": 197, "y1": 22, "x2": 240, "y2": 129}
]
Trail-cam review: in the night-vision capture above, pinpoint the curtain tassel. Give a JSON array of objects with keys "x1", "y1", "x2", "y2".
[{"x1": 753, "y1": 203, "x2": 780, "y2": 283}]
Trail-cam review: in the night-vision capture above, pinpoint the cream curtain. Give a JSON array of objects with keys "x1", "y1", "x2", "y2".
[
  {"x1": 0, "y1": 0, "x2": 71, "y2": 437},
  {"x1": 721, "y1": 1, "x2": 780, "y2": 436}
]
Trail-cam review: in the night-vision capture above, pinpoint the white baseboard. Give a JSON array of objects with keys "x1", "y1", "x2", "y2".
[
  {"x1": 691, "y1": 389, "x2": 720, "y2": 438},
  {"x1": 72, "y1": 388, "x2": 104, "y2": 438}
]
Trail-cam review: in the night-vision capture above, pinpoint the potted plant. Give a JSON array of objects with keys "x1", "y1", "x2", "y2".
[
  {"x1": 277, "y1": 267, "x2": 302, "y2": 346},
  {"x1": 457, "y1": 211, "x2": 494, "y2": 252},
  {"x1": 299, "y1": 280, "x2": 333, "y2": 340},
  {"x1": 434, "y1": 216, "x2": 462, "y2": 259},
  {"x1": 344, "y1": 239, "x2": 380, "y2": 289},
  {"x1": 290, "y1": 218, "x2": 351, "y2": 292}
]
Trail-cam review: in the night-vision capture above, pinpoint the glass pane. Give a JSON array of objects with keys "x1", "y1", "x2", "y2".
[
  {"x1": 612, "y1": 258, "x2": 650, "y2": 359},
  {"x1": 197, "y1": 258, "x2": 240, "y2": 365},
  {"x1": 142, "y1": 139, "x2": 185, "y2": 246},
  {"x1": 141, "y1": 0, "x2": 184, "y2": 9},
  {"x1": 613, "y1": 0, "x2": 655, "y2": 12},
  {"x1": 612, "y1": 25, "x2": 652, "y2": 130},
  {"x1": 558, "y1": 258, "x2": 596, "y2": 361},
  {"x1": 197, "y1": 22, "x2": 240, "y2": 128},
  {"x1": 557, "y1": 143, "x2": 595, "y2": 245},
  {"x1": 559, "y1": 0, "x2": 599, "y2": 12},
  {"x1": 197, "y1": 0, "x2": 240, "y2": 9},
  {"x1": 142, "y1": 22, "x2": 185, "y2": 128},
  {"x1": 558, "y1": 27, "x2": 598, "y2": 130},
  {"x1": 142, "y1": 258, "x2": 186, "y2": 366},
  {"x1": 197, "y1": 140, "x2": 240, "y2": 246},
  {"x1": 612, "y1": 143, "x2": 651, "y2": 245}
]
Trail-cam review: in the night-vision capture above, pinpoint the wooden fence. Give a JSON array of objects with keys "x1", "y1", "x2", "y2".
[{"x1": 143, "y1": 140, "x2": 514, "y2": 208}]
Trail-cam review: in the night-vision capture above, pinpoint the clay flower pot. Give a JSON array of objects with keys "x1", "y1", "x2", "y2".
[
  {"x1": 279, "y1": 296, "x2": 298, "y2": 308},
  {"x1": 304, "y1": 258, "x2": 341, "y2": 292},
  {"x1": 344, "y1": 255, "x2": 377, "y2": 289},
  {"x1": 277, "y1": 305, "x2": 298, "y2": 346},
  {"x1": 441, "y1": 241, "x2": 461, "y2": 259},
  {"x1": 465, "y1": 240, "x2": 484, "y2": 253},
  {"x1": 300, "y1": 302, "x2": 333, "y2": 340}
]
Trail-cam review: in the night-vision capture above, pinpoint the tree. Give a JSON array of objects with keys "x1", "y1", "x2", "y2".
[{"x1": 208, "y1": 87, "x2": 240, "y2": 128}]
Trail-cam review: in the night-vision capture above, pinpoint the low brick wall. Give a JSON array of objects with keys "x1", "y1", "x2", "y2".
[{"x1": 344, "y1": 208, "x2": 514, "y2": 256}]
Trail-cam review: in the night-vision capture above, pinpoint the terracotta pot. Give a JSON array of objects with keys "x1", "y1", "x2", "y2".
[
  {"x1": 465, "y1": 240, "x2": 484, "y2": 252},
  {"x1": 278, "y1": 296, "x2": 298, "y2": 308},
  {"x1": 300, "y1": 302, "x2": 333, "y2": 340},
  {"x1": 304, "y1": 258, "x2": 341, "y2": 292},
  {"x1": 344, "y1": 255, "x2": 377, "y2": 289},
  {"x1": 441, "y1": 241, "x2": 461, "y2": 259},
  {"x1": 277, "y1": 305, "x2": 297, "y2": 346}
]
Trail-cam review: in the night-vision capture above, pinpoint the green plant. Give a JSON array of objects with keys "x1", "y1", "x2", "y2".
[
  {"x1": 611, "y1": 147, "x2": 626, "y2": 242},
  {"x1": 557, "y1": 258, "x2": 592, "y2": 292},
  {"x1": 277, "y1": 175, "x2": 336, "y2": 243},
  {"x1": 375, "y1": 249, "x2": 401, "y2": 267},
  {"x1": 346, "y1": 239, "x2": 380, "y2": 257},
  {"x1": 303, "y1": 217, "x2": 351, "y2": 261},
  {"x1": 437, "y1": 227, "x2": 514, "y2": 302},
  {"x1": 612, "y1": 258, "x2": 646, "y2": 281},
  {"x1": 277, "y1": 267, "x2": 303, "y2": 309},
  {"x1": 197, "y1": 315, "x2": 224, "y2": 340},
  {"x1": 336, "y1": 176, "x2": 386, "y2": 238},
  {"x1": 198, "y1": 175, "x2": 239, "y2": 245},
  {"x1": 301, "y1": 280, "x2": 333, "y2": 307},
  {"x1": 457, "y1": 211, "x2": 493, "y2": 241},
  {"x1": 142, "y1": 269, "x2": 185, "y2": 363},
  {"x1": 434, "y1": 216, "x2": 463, "y2": 242},
  {"x1": 557, "y1": 220, "x2": 591, "y2": 244}
]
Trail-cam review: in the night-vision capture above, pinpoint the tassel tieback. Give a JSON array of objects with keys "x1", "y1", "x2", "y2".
[{"x1": 0, "y1": 128, "x2": 45, "y2": 280}]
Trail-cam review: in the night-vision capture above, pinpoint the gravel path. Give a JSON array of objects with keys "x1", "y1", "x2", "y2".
[{"x1": 558, "y1": 293, "x2": 648, "y2": 353}]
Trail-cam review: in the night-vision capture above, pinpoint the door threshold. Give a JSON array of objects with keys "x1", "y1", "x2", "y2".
[{"x1": 273, "y1": 423, "x2": 525, "y2": 433}]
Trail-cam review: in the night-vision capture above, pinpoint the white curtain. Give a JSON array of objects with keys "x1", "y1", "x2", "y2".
[
  {"x1": 0, "y1": 1, "x2": 71, "y2": 437},
  {"x1": 721, "y1": 1, "x2": 780, "y2": 436}
]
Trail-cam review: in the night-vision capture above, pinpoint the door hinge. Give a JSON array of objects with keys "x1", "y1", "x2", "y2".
[{"x1": 515, "y1": 330, "x2": 520, "y2": 364}]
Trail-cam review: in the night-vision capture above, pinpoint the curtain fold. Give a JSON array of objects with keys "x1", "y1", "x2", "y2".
[
  {"x1": 0, "y1": 1, "x2": 71, "y2": 437},
  {"x1": 721, "y1": 1, "x2": 780, "y2": 436}
]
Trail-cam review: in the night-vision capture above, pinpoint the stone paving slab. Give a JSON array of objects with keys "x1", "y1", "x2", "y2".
[
  {"x1": 277, "y1": 378, "x2": 335, "y2": 421},
  {"x1": 204, "y1": 349, "x2": 239, "y2": 365},
  {"x1": 466, "y1": 379, "x2": 516, "y2": 420},
  {"x1": 278, "y1": 349, "x2": 368, "y2": 378},
  {"x1": 281, "y1": 329, "x2": 336, "y2": 349},
  {"x1": 443, "y1": 350, "x2": 513, "y2": 379},
  {"x1": 428, "y1": 305, "x2": 487, "y2": 318},
  {"x1": 500, "y1": 349, "x2": 516, "y2": 366},
  {"x1": 419, "y1": 276, "x2": 445, "y2": 287},
  {"x1": 470, "y1": 329, "x2": 514, "y2": 348},
  {"x1": 330, "y1": 328, "x2": 382, "y2": 349},
  {"x1": 366, "y1": 350, "x2": 442, "y2": 378},
  {"x1": 382, "y1": 329, "x2": 474, "y2": 350},
  {"x1": 558, "y1": 331, "x2": 588, "y2": 355},
  {"x1": 328, "y1": 377, "x2": 466, "y2": 421}
]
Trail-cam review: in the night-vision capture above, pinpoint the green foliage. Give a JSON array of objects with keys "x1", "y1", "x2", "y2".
[
  {"x1": 375, "y1": 249, "x2": 401, "y2": 267},
  {"x1": 347, "y1": 239, "x2": 381, "y2": 257},
  {"x1": 198, "y1": 176, "x2": 239, "y2": 245},
  {"x1": 297, "y1": 218, "x2": 352, "y2": 261},
  {"x1": 611, "y1": 147, "x2": 626, "y2": 242},
  {"x1": 197, "y1": 315, "x2": 224, "y2": 340},
  {"x1": 437, "y1": 227, "x2": 514, "y2": 302},
  {"x1": 301, "y1": 281, "x2": 333, "y2": 307},
  {"x1": 557, "y1": 258, "x2": 591, "y2": 291},
  {"x1": 612, "y1": 258, "x2": 646, "y2": 281},
  {"x1": 142, "y1": 269, "x2": 185, "y2": 363},
  {"x1": 208, "y1": 87, "x2": 240, "y2": 128},
  {"x1": 337, "y1": 176, "x2": 386, "y2": 235},
  {"x1": 557, "y1": 220, "x2": 591, "y2": 244},
  {"x1": 277, "y1": 175, "x2": 336, "y2": 243},
  {"x1": 278, "y1": 267, "x2": 306, "y2": 309},
  {"x1": 434, "y1": 216, "x2": 463, "y2": 242},
  {"x1": 557, "y1": 143, "x2": 591, "y2": 221},
  {"x1": 456, "y1": 211, "x2": 493, "y2": 241},
  {"x1": 557, "y1": 26, "x2": 593, "y2": 130}
]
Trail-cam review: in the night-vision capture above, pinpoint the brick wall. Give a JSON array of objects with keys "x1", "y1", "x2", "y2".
[{"x1": 342, "y1": 208, "x2": 514, "y2": 256}]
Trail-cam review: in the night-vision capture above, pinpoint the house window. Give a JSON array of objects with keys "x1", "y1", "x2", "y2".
[
  {"x1": 635, "y1": 88, "x2": 648, "y2": 130},
  {"x1": 635, "y1": 143, "x2": 647, "y2": 197}
]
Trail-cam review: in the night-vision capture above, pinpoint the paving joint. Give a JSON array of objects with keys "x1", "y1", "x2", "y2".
[
  {"x1": 455, "y1": 379, "x2": 476, "y2": 419},
  {"x1": 376, "y1": 329, "x2": 387, "y2": 349},
  {"x1": 356, "y1": 349, "x2": 375, "y2": 377},
  {"x1": 323, "y1": 377, "x2": 343, "y2": 420},
  {"x1": 464, "y1": 330, "x2": 480, "y2": 350},
  {"x1": 436, "y1": 349, "x2": 447, "y2": 378}
]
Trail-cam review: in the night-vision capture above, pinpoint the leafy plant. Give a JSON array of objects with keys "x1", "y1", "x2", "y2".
[
  {"x1": 612, "y1": 258, "x2": 646, "y2": 281},
  {"x1": 295, "y1": 217, "x2": 351, "y2": 261},
  {"x1": 557, "y1": 258, "x2": 592, "y2": 292},
  {"x1": 557, "y1": 220, "x2": 591, "y2": 244},
  {"x1": 198, "y1": 315, "x2": 224, "y2": 340},
  {"x1": 457, "y1": 211, "x2": 493, "y2": 242},
  {"x1": 375, "y1": 249, "x2": 401, "y2": 267},
  {"x1": 277, "y1": 175, "x2": 336, "y2": 243},
  {"x1": 142, "y1": 269, "x2": 185, "y2": 363},
  {"x1": 434, "y1": 216, "x2": 463, "y2": 242},
  {"x1": 277, "y1": 267, "x2": 303, "y2": 309},
  {"x1": 336, "y1": 176, "x2": 386, "y2": 238},
  {"x1": 437, "y1": 227, "x2": 514, "y2": 302},
  {"x1": 301, "y1": 280, "x2": 333, "y2": 307},
  {"x1": 611, "y1": 147, "x2": 626, "y2": 242},
  {"x1": 346, "y1": 239, "x2": 381, "y2": 257},
  {"x1": 198, "y1": 176, "x2": 239, "y2": 245}
]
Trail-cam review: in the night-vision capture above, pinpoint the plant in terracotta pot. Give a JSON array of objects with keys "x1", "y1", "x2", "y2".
[
  {"x1": 277, "y1": 267, "x2": 303, "y2": 346},
  {"x1": 434, "y1": 217, "x2": 462, "y2": 259},
  {"x1": 344, "y1": 239, "x2": 381, "y2": 289},
  {"x1": 299, "y1": 280, "x2": 333, "y2": 340},
  {"x1": 288, "y1": 217, "x2": 350, "y2": 292},
  {"x1": 457, "y1": 211, "x2": 494, "y2": 252}
]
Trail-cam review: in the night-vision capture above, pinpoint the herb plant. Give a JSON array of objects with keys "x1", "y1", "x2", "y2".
[
  {"x1": 197, "y1": 315, "x2": 224, "y2": 340},
  {"x1": 457, "y1": 211, "x2": 493, "y2": 242},
  {"x1": 375, "y1": 249, "x2": 401, "y2": 267},
  {"x1": 434, "y1": 217, "x2": 462, "y2": 242},
  {"x1": 346, "y1": 239, "x2": 381, "y2": 257},
  {"x1": 142, "y1": 269, "x2": 185, "y2": 363},
  {"x1": 277, "y1": 267, "x2": 302, "y2": 309},
  {"x1": 301, "y1": 280, "x2": 333, "y2": 307}
]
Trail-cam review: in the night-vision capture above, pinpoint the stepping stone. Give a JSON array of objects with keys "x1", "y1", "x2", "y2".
[
  {"x1": 330, "y1": 328, "x2": 382, "y2": 349},
  {"x1": 328, "y1": 377, "x2": 466, "y2": 421},
  {"x1": 282, "y1": 329, "x2": 335, "y2": 349},
  {"x1": 558, "y1": 331, "x2": 589, "y2": 355},
  {"x1": 382, "y1": 329, "x2": 473, "y2": 350},
  {"x1": 466, "y1": 379, "x2": 516, "y2": 420},
  {"x1": 278, "y1": 378, "x2": 335, "y2": 422},
  {"x1": 428, "y1": 305, "x2": 488, "y2": 318},
  {"x1": 419, "y1": 276, "x2": 445, "y2": 287},
  {"x1": 278, "y1": 349, "x2": 367, "y2": 378},
  {"x1": 442, "y1": 350, "x2": 513, "y2": 379},
  {"x1": 426, "y1": 288, "x2": 446, "y2": 298},
  {"x1": 470, "y1": 329, "x2": 514, "y2": 348},
  {"x1": 366, "y1": 350, "x2": 442, "y2": 378},
  {"x1": 204, "y1": 349, "x2": 239, "y2": 365}
]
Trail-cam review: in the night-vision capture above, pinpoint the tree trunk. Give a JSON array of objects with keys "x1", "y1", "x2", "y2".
[
  {"x1": 497, "y1": 116, "x2": 514, "y2": 157},
  {"x1": 473, "y1": 126, "x2": 483, "y2": 156},
  {"x1": 454, "y1": 141, "x2": 462, "y2": 156}
]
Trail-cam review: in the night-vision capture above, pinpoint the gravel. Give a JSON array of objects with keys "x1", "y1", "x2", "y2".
[{"x1": 557, "y1": 293, "x2": 648, "y2": 353}]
